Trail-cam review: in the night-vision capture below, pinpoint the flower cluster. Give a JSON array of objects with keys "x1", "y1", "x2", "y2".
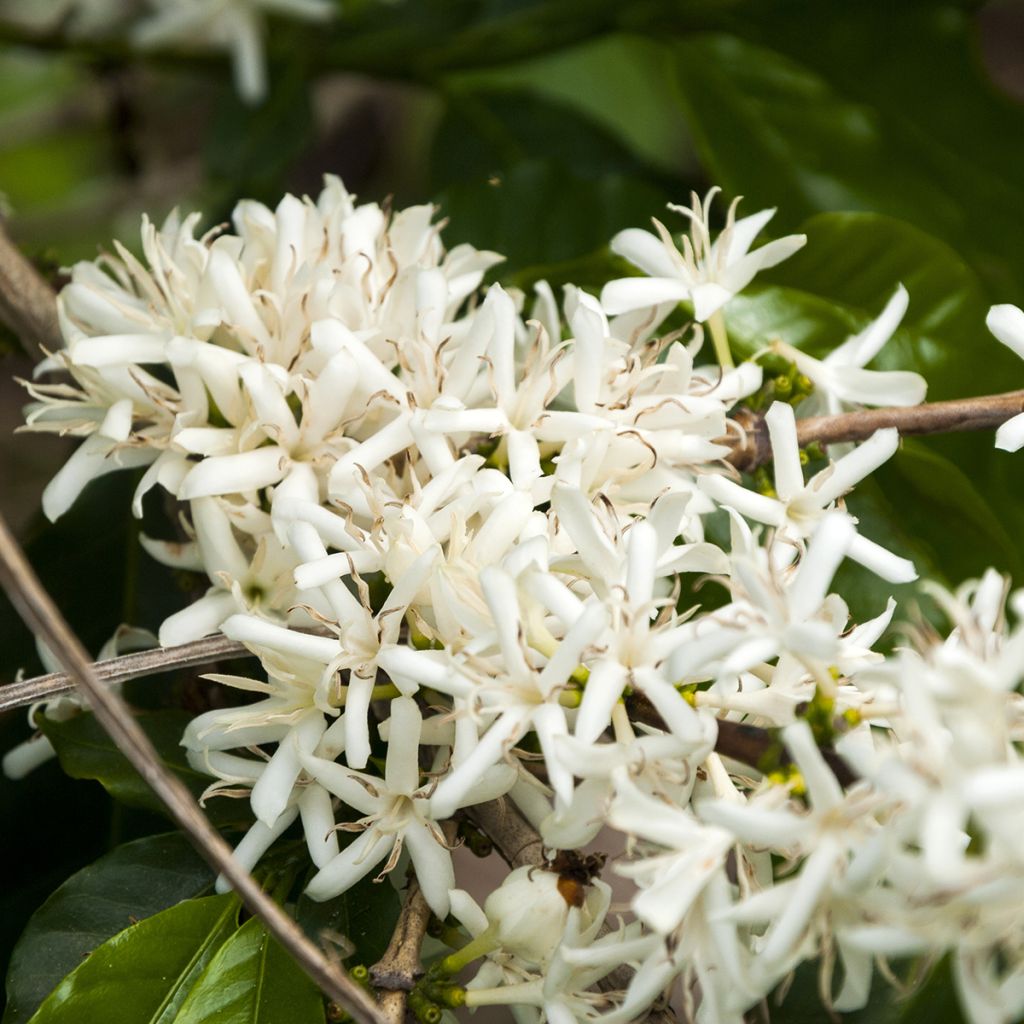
[{"x1": 15, "y1": 179, "x2": 1024, "y2": 1024}]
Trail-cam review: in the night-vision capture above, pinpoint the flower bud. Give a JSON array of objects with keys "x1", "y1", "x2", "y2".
[{"x1": 483, "y1": 866, "x2": 571, "y2": 965}]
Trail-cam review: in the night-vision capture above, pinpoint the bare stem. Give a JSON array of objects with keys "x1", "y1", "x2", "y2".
[
  {"x1": 371, "y1": 878, "x2": 433, "y2": 1024},
  {"x1": 0, "y1": 633, "x2": 250, "y2": 713},
  {"x1": 0, "y1": 220, "x2": 61, "y2": 353},
  {"x1": 465, "y1": 799, "x2": 545, "y2": 869},
  {"x1": 0, "y1": 513, "x2": 385, "y2": 1024},
  {"x1": 728, "y1": 390, "x2": 1024, "y2": 471}
]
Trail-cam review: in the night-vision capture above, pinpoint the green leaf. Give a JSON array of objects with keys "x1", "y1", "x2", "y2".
[
  {"x1": 296, "y1": 868, "x2": 401, "y2": 968},
  {"x1": 433, "y1": 90, "x2": 671, "y2": 274},
  {"x1": 26, "y1": 894, "x2": 240, "y2": 1024},
  {"x1": 670, "y1": 9, "x2": 1024, "y2": 302},
  {"x1": 772, "y1": 955, "x2": 967, "y2": 1024},
  {"x1": 445, "y1": 33, "x2": 694, "y2": 174},
  {"x1": 202, "y1": 43, "x2": 314, "y2": 210},
  {"x1": 4, "y1": 835, "x2": 213, "y2": 1024},
  {"x1": 39, "y1": 710, "x2": 252, "y2": 829},
  {"x1": 175, "y1": 918, "x2": 324, "y2": 1024}
]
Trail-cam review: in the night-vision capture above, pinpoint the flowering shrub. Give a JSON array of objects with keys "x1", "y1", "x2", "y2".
[
  {"x1": 4, "y1": 174, "x2": 1024, "y2": 1023},
  {"x1": 3, "y1": 5, "x2": 1024, "y2": 1024}
]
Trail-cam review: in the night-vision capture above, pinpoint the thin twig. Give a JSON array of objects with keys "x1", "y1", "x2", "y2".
[
  {"x1": 728, "y1": 390, "x2": 1024, "y2": 471},
  {"x1": 0, "y1": 633, "x2": 250, "y2": 713},
  {"x1": 0, "y1": 513, "x2": 385, "y2": 1024},
  {"x1": 0, "y1": 220, "x2": 61, "y2": 352}
]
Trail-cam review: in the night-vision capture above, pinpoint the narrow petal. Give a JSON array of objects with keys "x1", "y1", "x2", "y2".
[
  {"x1": 847, "y1": 533, "x2": 917, "y2": 583},
  {"x1": 179, "y1": 447, "x2": 289, "y2": 499},
  {"x1": 610, "y1": 228, "x2": 679, "y2": 277},
  {"x1": 766, "y1": 401, "x2": 803, "y2": 501},
  {"x1": 404, "y1": 818, "x2": 455, "y2": 918},
  {"x1": 383, "y1": 697, "x2": 423, "y2": 796},
  {"x1": 600, "y1": 277, "x2": 689, "y2": 315},
  {"x1": 987, "y1": 303, "x2": 1024, "y2": 360},
  {"x1": 304, "y1": 829, "x2": 390, "y2": 902},
  {"x1": 810, "y1": 428, "x2": 898, "y2": 506}
]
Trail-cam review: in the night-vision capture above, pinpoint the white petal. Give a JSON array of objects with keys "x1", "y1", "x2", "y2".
[
  {"x1": 996, "y1": 411, "x2": 1024, "y2": 452},
  {"x1": 215, "y1": 806, "x2": 299, "y2": 893},
  {"x1": 404, "y1": 818, "x2": 455, "y2": 918},
  {"x1": 383, "y1": 697, "x2": 423, "y2": 796},
  {"x1": 179, "y1": 447, "x2": 289, "y2": 499},
  {"x1": 766, "y1": 401, "x2": 803, "y2": 501},
  {"x1": 846, "y1": 533, "x2": 917, "y2": 583},
  {"x1": 299, "y1": 783, "x2": 340, "y2": 868},
  {"x1": 810, "y1": 428, "x2": 898, "y2": 506},
  {"x1": 600, "y1": 277, "x2": 689, "y2": 315},
  {"x1": 609, "y1": 228, "x2": 679, "y2": 278},
  {"x1": 986, "y1": 303, "x2": 1024, "y2": 360},
  {"x1": 158, "y1": 589, "x2": 237, "y2": 647},
  {"x1": 304, "y1": 829, "x2": 390, "y2": 902}
]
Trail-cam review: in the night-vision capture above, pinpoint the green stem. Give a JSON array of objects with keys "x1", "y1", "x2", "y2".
[
  {"x1": 436, "y1": 925, "x2": 500, "y2": 977},
  {"x1": 707, "y1": 309, "x2": 734, "y2": 370}
]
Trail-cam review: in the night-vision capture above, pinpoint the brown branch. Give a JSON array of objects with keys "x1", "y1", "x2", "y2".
[
  {"x1": 0, "y1": 512, "x2": 385, "y2": 1024},
  {"x1": 728, "y1": 390, "x2": 1024, "y2": 471},
  {"x1": 465, "y1": 799, "x2": 545, "y2": 869},
  {"x1": 628, "y1": 696, "x2": 858, "y2": 788},
  {"x1": 371, "y1": 878, "x2": 433, "y2": 1024},
  {"x1": 0, "y1": 634, "x2": 251, "y2": 713},
  {"x1": 0, "y1": 220, "x2": 61, "y2": 353}
]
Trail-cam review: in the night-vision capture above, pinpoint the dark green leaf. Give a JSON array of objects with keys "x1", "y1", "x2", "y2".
[
  {"x1": 433, "y1": 89, "x2": 671, "y2": 274},
  {"x1": 670, "y1": 8, "x2": 1024, "y2": 301},
  {"x1": 4, "y1": 834, "x2": 213, "y2": 1024},
  {"x1": 26, "y1": 894, "x2": 240, "y2": 1024},
  {"x1": 174, "y1": 918, "x2": 324, "y2": 1024},
  {"x1": 39, "y1": 710, "x2": 252, "y2": 829},
  {"x1": 203, "y1": 44, "x2": 314, "y2": 210},
  {"x1": 296, "y1": 868, "x2": 401, "y2": 968},
  {"x1": 772, "y1": 955, "x2": 967, "y2": 1024}
]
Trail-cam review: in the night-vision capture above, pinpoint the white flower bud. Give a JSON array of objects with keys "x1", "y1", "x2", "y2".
[
  {"x1": 483, "y1": 863, "x2": 608, "y2": 966},
  {"x1": 484, "y1": 865, "x2": 571, "y2": 965}
]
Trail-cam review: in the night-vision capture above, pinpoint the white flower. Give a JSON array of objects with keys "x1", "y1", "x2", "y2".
[
  {"x1": 296, "y1": 697, "x2": 465, "y2": 918},
  {"x1": 771, "y1": 285, "x2": 927, "y2": 415},
  {"x1": 699, "y1": 400, "x2": 916, "y2": 582},
  {"x1": 601, "y1": 189, "x2": 806, "y2": 323},
  {"x1": 986, "y1": 303, "x2": 1024, "y2": 452}
]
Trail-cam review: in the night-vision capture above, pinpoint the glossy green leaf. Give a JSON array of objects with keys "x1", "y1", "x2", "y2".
[
  {"x1": 4, "y1": 835, "x2": 213, "y2": 1024},
  {"x1": 670, "y1": 9, "x2": 1024, "y2": 301},
  {"x1": 26, "y1": 895, "x2": 239, "y2": 1024},
  {"x1": 175, "y1": 918, "x2": 324, "y2": 1024},
  {"x1": 39, "y1": 710, "x2": 252, "y2": 829},
  {"x1": 446, "y1": 33, "x2": 694, "y2": 174}
]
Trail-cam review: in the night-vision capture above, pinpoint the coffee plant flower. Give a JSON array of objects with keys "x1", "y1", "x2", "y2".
[{"x1": 8, "y1": 177, "x2": 1024, "y2": 1024}]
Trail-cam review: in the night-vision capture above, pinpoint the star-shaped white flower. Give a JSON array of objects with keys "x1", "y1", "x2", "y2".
[{"x1": 601, "y1": 189, "x2": 806, "y2": 323}]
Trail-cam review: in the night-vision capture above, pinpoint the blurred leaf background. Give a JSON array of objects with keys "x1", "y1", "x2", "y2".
[{"x1": 1, "y1": 1, "x2": 1023, "y2": 1020}]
